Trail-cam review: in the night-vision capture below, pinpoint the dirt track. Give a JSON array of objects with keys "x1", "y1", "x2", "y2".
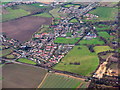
[
  {"x1": 2, "y1": 16, "x2": 52, "y2": 42},
  {"x1": 2, "y1": 63, "x2": 47, "y2": 88}
]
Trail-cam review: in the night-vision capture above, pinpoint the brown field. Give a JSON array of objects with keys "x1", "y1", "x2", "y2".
[
  {"x1": 2, "y1": 63, "x2": 47, "y2": 88},
  {"x1": 2, "y1": 16, "x2": 52, "y2": 42}
]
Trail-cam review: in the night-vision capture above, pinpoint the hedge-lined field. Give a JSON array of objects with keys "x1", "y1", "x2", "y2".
[{"x1": 53, "y1": 46, "x2": 99, "y2": 76}]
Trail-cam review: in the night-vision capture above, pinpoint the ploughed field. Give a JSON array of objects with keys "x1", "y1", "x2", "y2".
[
  {"x1": 2, "y1": 63, "x2": 47, "y2": 88},
  {"x1": 2, "y1": 16, "x2": 52, "y2": 42}
]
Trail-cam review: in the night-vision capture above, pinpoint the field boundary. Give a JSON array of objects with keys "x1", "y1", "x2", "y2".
[
  {"x1": 54, "y1": 72, "x2": 85, "y2": 81},
  {"x1": 37, "y1": 73, "x2": 48, "y2": 89}
]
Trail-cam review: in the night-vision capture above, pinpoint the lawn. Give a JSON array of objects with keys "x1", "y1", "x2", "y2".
[
  {"x1": 40, "y1": 73, "x2": 83, "y2": 88},
  {"x1": 54, "y1": 37, "x2": 80, "y2": 44},
  {"x1": 53, "y1": 46, "x2": 99, "y2": 76},
  {"x1": 0, "y1": 49, "x2": 13, "y2": 57},
  {"x1": 17, "y1": 58, "x2": 36, "y2": 65},
  {"x1": 2, "y1": 7, "x2": 30, "y2": 22},
  {"x1": 79, "y1": 37, "x2": 105, "y2": 45},
  {"x1": 94, "y1": 46, "x2": 114, "y2": 54},
  {"x1": 88, "y1": 7, "x2": 118, "y2": 21},
  {"x1": 33, "y1": 12, "x2": 52, "y2": 18}
]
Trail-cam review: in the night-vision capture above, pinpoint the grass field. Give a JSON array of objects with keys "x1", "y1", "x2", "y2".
[
  {"x1": 33, "y1": 12, "x2": 52, "y2": 18},
  {"x1": 6, "y1": 54, "x2": 15, "y2": 59},
  {"x1": 17, "y1": 58, "x2": 36, "y2": 65},
  {"x1": 40, "y1": 73, "x2": 83, "y2": 88},
  {"x1": 0, "y1": 49, "x2": 13, "y2": 57},
  {"x1": 49, "y1": 8, "x2": 68, "y2": 18},
  {"x1": 95, "y1": 25, "x2": 111, "y2": 31},
  {"x1": 94, "y1": 46, "x2": 114, "y2": 54},
  {"x1": 79, "y1": 37, "x2": 105, "y2": 45},
  {"x1": 54, "y1": 37, "x2": 80, "y2": 44},
  {"x1": 88, "y1": 7, "x2": 118, "y2": 21},
  {"x1": 63, "y1": 4, "x2": 80, "y2": 8},
  {"x1": 69, "y1": 18, "x2": 79, "y2": 23},
  {"x1": 2, "y1": 7, "x2": 30, "y2": 22},
  {"x1": 98, "y1": 32, "x2": 114, "y2": 39},
  {"x1": 53, "y1": 46, "x2": 99, "y2": 76}
]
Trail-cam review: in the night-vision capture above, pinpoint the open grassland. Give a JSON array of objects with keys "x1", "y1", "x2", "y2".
[
  {"x1": 79, "y1": 37, "x2": 104, "y2": 45},
  {"x1": 33, "y1": 12, "x2": 52, "y2": 17},
  {"x1": 40, "y1": 73, "x2": 83, "y2": 88},
  {"x1": 17, "y1": 58, "x2": 36, "y2": 65},
  {"x1": 94, "y1": 46, "x2": 114, "y2": 54},
  {"x1": 2, "y1": 63, "x2": 47, "y2": 88},
  {"x1": 53, "y1": 46, "x2": 99, "y2": 76},
  {"x1": 0, "y1": 49, "x2": 13, "y2": 57},
  {"x1": 54, "y1": 37, "x2": 80, "y2": 44},
  {"x1": 2, "y1": 7, "x2": 30, "y2": 22},
  {"x1": 88, "y1": 7, "x2": 118, "y2": 21}
]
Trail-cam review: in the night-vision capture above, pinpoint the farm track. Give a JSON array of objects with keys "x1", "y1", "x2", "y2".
[
  {"x1": 37, "y1": 73, "x2": 48, "y2": 89},
  {"x1": 54, "y1": 72, "x2": 85, "y2": 81}
]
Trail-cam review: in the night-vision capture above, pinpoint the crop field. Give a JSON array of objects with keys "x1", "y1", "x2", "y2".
[
  {"x1": 53, "y1": 46, "x2": 99, "y2": 76},
  {"x1": 0, "y1": 49, "x2": 13, "y2": 57},
  {"x1": 33, "y1": 12, "x2": 52, "y2": 17},
  {"x1": 2, "y1": 7, "x2": 30, "y2": 22},
  {"x1": 40, "y1": 73, "x2": 83, "y2": 88},
  {"x1": 2, "y1": 63, "x2": 47, "y2": 88},
  {"x1": 94, "y1": 46, "x2": 114, "y2": 54},
  {"x1": 79, "y1": 37, "x2": 104, "y2": 45},
  {"x1": 2, "y1": 16, "x2": 52, "y2": 42},
  {"x1": 54, "y1": 37, "x2": 80, "y2": 44},
  {"x1": 17, "y1": 58, "x2": 36, "y2": 65},
  {"x1": 88, "y1": 7, "x2": 118, "y2": 21}
]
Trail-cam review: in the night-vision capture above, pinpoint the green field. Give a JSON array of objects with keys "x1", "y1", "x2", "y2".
[
  {"x1": 17, "y1": 58, "x2": 36, "y2": 65},
  {"x1": 79, "y1": 37, "x2": 105, "y2": 45},
  {"x1": 2, "y1": 7, "x2": 30, "y2": 22},
  {"x1": 69, "y1": 18, "x2": 79, "y2": 23},
  {"x1": 40, "y1": 73, "x2": 83, "y2": 88},
  {"x1": 0, "y1": 49, "x2": 13, "y2": 57},
  {"x1": 64, "y1": 4, "x2": 80, "y2": 8},
  {"x1": 94, "y1": 46, "x2": 114, "y2": 54},
  {"x1": 54, "y1": 37, "x2": 80, "y2": 44},
  {"x1": 49, "y1": 8, "x2": 68, "y2": 18},
  {"x1": 88, "y1": 7, "x2": 118, "y2": 21},
  {"x1": 33, "y1": 12, "x2": 52, "y2": 17},
  {"x1": 53, "y1": 46, "x2": 99, "y2": 76},
  {"x1": 95, "y1": 25, "x2": 111, "y2": 31},
  {"x1": 98, "y1": 32, "x2": 114, "y2": 39},
  {"x1": 6, "y1": 54, "x2": 15, "y2": 59}
]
